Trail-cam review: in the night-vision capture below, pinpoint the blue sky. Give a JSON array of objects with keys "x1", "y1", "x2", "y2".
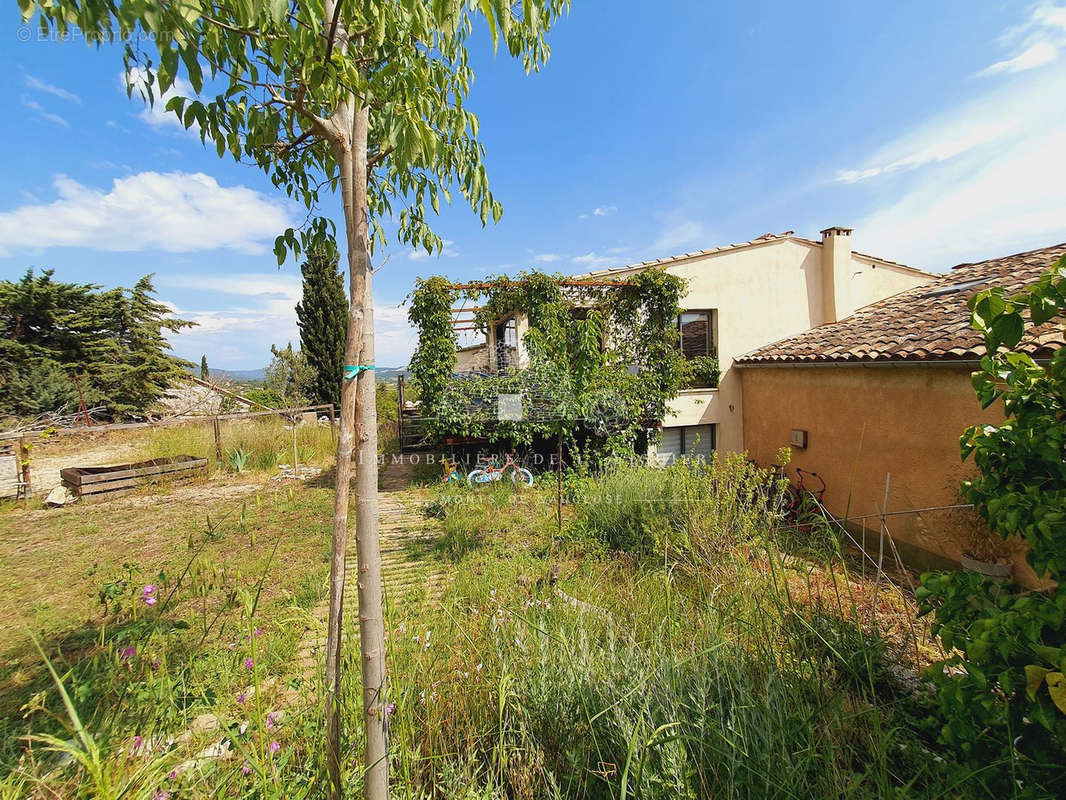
[{"x1": 3, "y1": 1, "x2": 1066, "y2": 369}]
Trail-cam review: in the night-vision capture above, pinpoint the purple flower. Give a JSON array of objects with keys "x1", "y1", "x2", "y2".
[
  {"x1": 119, "y1": 646, "x2": 137, "y2": 661},
  {"x1": 131, "y1": 735, "x2": 144, "y2": 751},
  {"x1": 242, "y1": 763, "x2": 252, "y2": 775},
  {"x1": 236, "y1": 691, "x2": 247, "y2": 705},
  {"x1": 266, "y1": 711, "x2": 278, "y2": 730},
  {"x1": 153, "y1": 793, "x2": 170, "y2": 800},
  {"x1": 167, "y1": 770, "x2": 178, "y2": 780},
  {"x1": 142, "y1": 585, "x2": 156, "y2": 597},
  {"x1": 244, "y1": 657, "x2": 254, "y2": 670},
  {"x1": 151, "y1": 659, "x2": 161, "y2": 672},
  {"x1": 144, "y1": 596, "x2": 157, "y2": 607},
  {"x1": 254, "y1": 627, "x2": 264, "y2": 638},
  {"x1": 384, "y1": 702, "x2": 396, "y2": 717},
  {"x1": 269, "y1": 740, "x2": 280, "y2": 754}
]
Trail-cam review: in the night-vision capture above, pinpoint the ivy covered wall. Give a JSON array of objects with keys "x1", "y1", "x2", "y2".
[{"x1": 407, "y1": 269, "x2": 690, "y2": 455}]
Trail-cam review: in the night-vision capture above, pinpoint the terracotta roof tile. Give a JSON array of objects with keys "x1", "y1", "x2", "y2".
[{"x1": 736, "y1": 243, "x2": 1066, "y2": 365}]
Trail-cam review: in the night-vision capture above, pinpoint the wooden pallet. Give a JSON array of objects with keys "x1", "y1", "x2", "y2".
[{"x1": 60, "y1": 455, "x2": 207, "y2": 503}]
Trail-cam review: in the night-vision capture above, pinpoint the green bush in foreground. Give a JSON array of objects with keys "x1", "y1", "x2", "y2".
[{"x1": 919, "y1": 259, "x2": 1066, "y2": 792}]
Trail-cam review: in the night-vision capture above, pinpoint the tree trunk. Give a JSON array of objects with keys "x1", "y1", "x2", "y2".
[{"x1": 325, "y1": 101, "x2": 388, "y2": 800}]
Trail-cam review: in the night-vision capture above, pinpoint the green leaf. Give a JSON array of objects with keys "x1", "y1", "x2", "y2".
[
  {"x1": 1026, "y1": 664, "x2": 1050, "y2": 700},
  {"x1": 990, "y1": 312, "x2": 1024, "y2": 349},
  {"x1": 1047, "y1": 672, "x2": 1066, "y2": 714},
  {"x1": 269, "y1": 0, "x2": 288, "y2": 26}
]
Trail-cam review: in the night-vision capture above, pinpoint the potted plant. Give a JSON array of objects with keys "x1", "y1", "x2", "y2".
[
  {"x1": 959, "y1": 520, "x2": 1014, "y2": 579},
  {"x1": 682, "y1": 355, "x2": 720, "y2": 389}
]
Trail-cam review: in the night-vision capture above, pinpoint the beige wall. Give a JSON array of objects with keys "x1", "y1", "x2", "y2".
[
  {"x1": 651, "y1": 237, "x2": 931, "y2": 451},
  {"x1": 739, "y1": 364, "x2": 1039, "y2": 583}
]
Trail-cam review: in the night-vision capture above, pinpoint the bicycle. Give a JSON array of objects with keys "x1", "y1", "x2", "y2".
[
  {"x1": 467, "y1": 451, "x2": 534, "y2": 488},
  {"x1": 441, "y1": 456, "x2": 462, "y2": 484}
]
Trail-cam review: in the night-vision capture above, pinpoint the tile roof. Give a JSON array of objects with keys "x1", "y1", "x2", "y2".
[
  {"x1": 571, "y1": 230, "x2": 935, "y2": 279},
  {"x1": 736, "y1": 243, "x2": 1066, "y2": 365}
]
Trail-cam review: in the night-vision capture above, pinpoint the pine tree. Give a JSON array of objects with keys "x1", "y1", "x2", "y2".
[
  {"x1": 0, "y1": 269, "x2": 193, "y2": 419},
  {"x1": 200, "y1": 354, "x2": 209, "y2": 381},
  {"x1": 295, "y1": 247, "x2": 347, "y2": 406}
]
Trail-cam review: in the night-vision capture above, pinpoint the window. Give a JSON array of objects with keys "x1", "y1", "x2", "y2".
[
  {"x1": 678, "y1": 310, "x2": 714, "y2": 359},
  {"x1": 658, "y1": 424, "x2": 717, "y2": 464}
]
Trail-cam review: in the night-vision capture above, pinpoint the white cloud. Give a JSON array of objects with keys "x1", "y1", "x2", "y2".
[
  {"x1": 0, "y1": 171, "x2": 294, "y2": 256},
  {"x1": 572, "y1": 251, "x2": 617, "y2": 270},
  {"x1": 167, "y1": 286, "x2": 416, "y2": 369},
  {"x1": 533, "y1": 253, "x2": 561, "y2": 263},
  {"x1": 834, "y1": 120, "x2": 1017, "y2": 183},
  {"x1": 976, "y1": 40, "x2": 1058, "y2": 76},
  {"x1": 651, "y1": 219, "x2": 707, "y2": 252},
  {"x1": 124, "y1": 67, "x2": 198, "y2": 132},
  {"x1": 854, "y1": 63, "x2": 1066, "y2": 268},
  {"x1": 24, "y1": 74, "x2": 82, "y2": 103},
  {"x1": 578, "y1": 205, "x2": 617, "y2": 219},
  {"x1": 407, "y1": 239, "x2": 457, "y2": 260},
  {"x1": 21, "y1": 97, "x2": 69, "y2": 127},
  {"x1": 974, "y1": 3, "x2": 1066, "y2": 77}
]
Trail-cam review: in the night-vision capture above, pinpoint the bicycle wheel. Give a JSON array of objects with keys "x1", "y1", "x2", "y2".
[
  {"x1": 511, "y1": 468, "x2": 534, "y2": 488},
  {"x1": 467, "y1": 469, "x2": 487, "y2": 487}
]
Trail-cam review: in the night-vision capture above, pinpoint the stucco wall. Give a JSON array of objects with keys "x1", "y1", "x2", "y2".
[
  {"x1": 657, "y1": 238, "x2": 930, "y2": 450},
  {"x1": 739, "y1": 364, "x2": 1039, "y2": 583}
]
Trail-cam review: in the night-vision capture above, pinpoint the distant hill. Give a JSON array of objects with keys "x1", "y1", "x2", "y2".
[{"x1": 186, "y1": 365, "x2": 407, "y2": 383}]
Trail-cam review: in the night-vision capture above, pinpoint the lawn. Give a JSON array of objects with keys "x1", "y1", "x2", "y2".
[{"x1": 0, "y1": 450, "x2": 1060, "y2": 798}]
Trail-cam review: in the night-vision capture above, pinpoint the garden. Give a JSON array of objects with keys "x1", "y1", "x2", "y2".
[{"x1": 1, "y1": 442, "x2": 1060, "y2": 799}]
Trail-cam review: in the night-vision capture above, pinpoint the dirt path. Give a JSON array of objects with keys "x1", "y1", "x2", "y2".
[
  {"x1": 297, "y1": 459, "x2": 445, "y2": 676},
  {"x1": 28, "y1": 437, "x2": 144, "y2": 496}
]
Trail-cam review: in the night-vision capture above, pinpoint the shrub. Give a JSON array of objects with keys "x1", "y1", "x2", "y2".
[{"x1": 918, "y1": 258, "x2": 1066, "y2": 789}]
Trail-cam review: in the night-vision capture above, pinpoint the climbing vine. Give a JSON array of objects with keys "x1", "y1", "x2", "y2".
[{"x1": 407, "y1": 268, "x2": 687, "y2": 453}]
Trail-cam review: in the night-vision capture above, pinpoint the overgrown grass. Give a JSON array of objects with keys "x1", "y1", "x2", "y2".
[
  {"x1": 137, "y1": 415, "x2": 337, "y2": 474},
  {"x1": 0, "y1": 454, "x2": 1048, "y2": 797}
]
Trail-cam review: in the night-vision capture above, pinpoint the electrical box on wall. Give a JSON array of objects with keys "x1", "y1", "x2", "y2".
[{"x1": 790, "y1": 429, "x2": 808, "y2": 449}]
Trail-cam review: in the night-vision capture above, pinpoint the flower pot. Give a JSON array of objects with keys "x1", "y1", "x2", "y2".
[{"x1": 960, "y1": 553, "x2": 1013, "y2": 579}]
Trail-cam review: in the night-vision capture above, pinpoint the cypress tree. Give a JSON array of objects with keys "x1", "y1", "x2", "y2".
[
  {"x1": 295, "y1": 247, "x2": 348, "y2": 405},
  {"x1": 200, "y1": 354, "x2": 209, "y2": 381}
]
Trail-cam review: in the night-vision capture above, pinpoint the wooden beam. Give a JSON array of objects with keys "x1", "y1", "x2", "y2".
[{"x1": 447, "y1": 279, "x2": 635, "y2": 290}]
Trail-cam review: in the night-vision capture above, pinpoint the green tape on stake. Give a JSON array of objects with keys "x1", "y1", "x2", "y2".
[{"x1": 343, "y1": 365, "x2": 376, "y2": 380}]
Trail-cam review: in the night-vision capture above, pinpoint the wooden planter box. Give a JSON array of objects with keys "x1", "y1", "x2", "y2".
[{"x1": 60, "y1": 455, "x2": 207, "y2": 503}]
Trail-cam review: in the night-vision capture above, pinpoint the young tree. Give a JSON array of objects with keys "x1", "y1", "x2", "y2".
[
  {"x1": 296, "y1": 248, "x2": 347, "y2": 406},
  {"x1": 24, "y1": 3, "x2": 569, "y2": 797},
  {"x1": 200, "y1": 354, "x2": 210, "y2": 381},
  {"x1": 266, "y1": 342, "x2": 314, "y2": 405}
]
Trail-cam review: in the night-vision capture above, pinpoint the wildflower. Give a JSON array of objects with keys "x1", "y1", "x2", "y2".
[
  {"x1": 144, "y1": 596, "x2": 157, "y2": 607},
  {"x1": 242, "y1": 763, "x2": 252, "y2": 775},
  {"x1": 119, "y1": 646, "x2": 137, "y2": 661},
  {"x1": 269, "y1": 740, "x2": 280, "y2": 754},
  {"x1": 142, "y1": 585, "x2": 157, "y2": 606},
  {"x1": 236, "y1": 691, "x2": 247, "y2": 705},
  {"x1": 131, "y1": 735, "x2": 144, "y2": 752},
  {"x1": 266, "y1": 711, "x2": 278, "y2": 730},
  {"x1": 384, "y1": 702, "x2": 396, "y2": 717},
  {"x1": 151, "y1": 659, "x2": 161, "y2": 672},
  {"x1": 153, "y1": 792, "x2": 170, "y2": 800},
  {"x1": 167, "y1": 770, "x2": 178, "y2": 780},
  {"x1": 254, "y1": 627, "x2": 263, "y2": 638},
  {"x1": 244, "y1": 657, "x2": 254, "y2": 670}
]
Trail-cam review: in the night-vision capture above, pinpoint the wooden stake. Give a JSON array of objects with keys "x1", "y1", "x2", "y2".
[
  {"x1": 556, "y1": 429, "x2": 563, "y2": 533},
  {"x1": 18, "y1": 436, "x2": 30, "y2": 498},
  {"x1": 213, "y1": 417, "x2": 223, "y2": 464}
]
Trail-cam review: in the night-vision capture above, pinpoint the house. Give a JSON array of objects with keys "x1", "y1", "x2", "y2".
[
  {"x1": 572, "y1": 227, "x2": 935, "y2": 461},
  {"x1": 734, "y1": 242, "x2": 1066, "y2": 584}
]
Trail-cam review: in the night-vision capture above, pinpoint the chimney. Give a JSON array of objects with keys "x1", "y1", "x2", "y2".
[{"x1": 820, "y1": 226, "x2": 854, "y2": 323}]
